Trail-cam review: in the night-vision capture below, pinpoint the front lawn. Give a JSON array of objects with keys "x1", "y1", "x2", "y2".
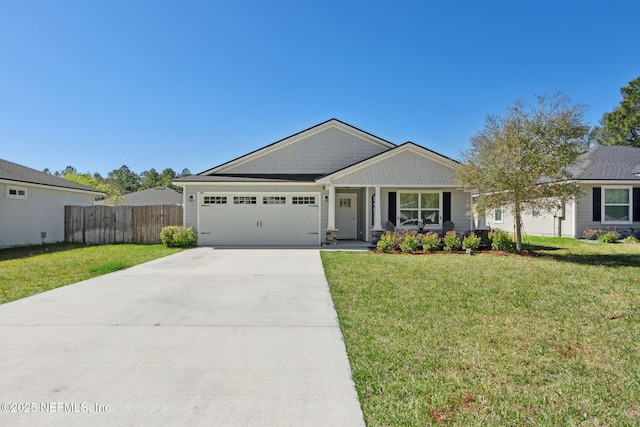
[
  {"x1": 0, "y1": 244, "x2": 182, "y2": 304},
  {"x1": 321, "y1": 237, "x2": 640, "y2": 426}
]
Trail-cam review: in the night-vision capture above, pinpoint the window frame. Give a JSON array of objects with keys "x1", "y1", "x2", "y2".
[
  {"x1": 397, "y1": 191, "x2": 442, "y2": 229},
  {"x1": 601, "y1": 186, "x2": 633, "y2": 225},
  {"x1": 6, "y1": 186, "x2": 27, "y2": 200},
  {"x1": 494, "y1": 208, "x2": 503, "y2": 223}
]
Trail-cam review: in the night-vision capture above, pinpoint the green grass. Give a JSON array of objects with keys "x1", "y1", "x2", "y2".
[
  {"x1": 321, "y1": 237, "x2": 640, "y2": 426},
  {"x1": 0, "y1": 244, "x2": 182, "y2": 304}
]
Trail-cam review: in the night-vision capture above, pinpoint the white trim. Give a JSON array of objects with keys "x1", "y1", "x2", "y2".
[
  {"x1": 396, "y1": 190, "x2": 443, "y2": 229},
  {"x1": 201, "y1": 120, "x2": 395, "y2": 175},
  {"x1": 373, "y1": 186, "x2": 382, "y2": 230},
  {"x1": 172, "y1": 181, "x2": 317, "y2": 187},
  {"x1": 601, "y1": 185, "x2": 633, "y2": 225},
  {"x1": 493, "y1": 208, "x2": 503, "y2": 223},
  {"x1": 317, "y1": 143, "x2": 459, "y2": 184},
  {"x1": 572, "y1": 198, "x2": 578, "y2": 238},
  {"x1": 365, "y1": 186, "x2": 372, "y2": 240},
  {"x1": 0, "y1": 179, "x2": 103, "y2": 195},
  {"x1": 577, "y1": 180, "x2": 640, "y2": 185}
]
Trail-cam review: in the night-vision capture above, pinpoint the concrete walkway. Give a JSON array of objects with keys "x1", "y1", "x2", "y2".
[{"x1": 0, "y1": 248, "x2": 365, "y2": 426}]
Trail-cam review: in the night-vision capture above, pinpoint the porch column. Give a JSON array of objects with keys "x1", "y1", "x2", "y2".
[
  {"x1": 373, "y1": 186, "x2": 382, "y2": 230},
  {"x1": 326, "y1": 185, "x2": 337, "y2": 244},
  {"x1": 371, "y1": 186, "x2": 384, "y2": 244},
  {"x1": 328, "y1": 185, "x2": 336, "y2": 229}
]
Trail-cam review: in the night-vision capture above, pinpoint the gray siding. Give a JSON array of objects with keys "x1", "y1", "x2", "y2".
[
  {"x1": 486, "y1": 201, "x2": 576, "y2": 238},
  {"x1": 0, "y1": 183, "x2": 96, "y2": 248},
  {"x1": 332, "y1": 150, "x2": 457, "y2": 186},
  {"x1": 575, "y1": 184, "x2": 640, "y2": 237},
  {"x1": 221, "y1": 127, "x2": 389, "y2": 174}
]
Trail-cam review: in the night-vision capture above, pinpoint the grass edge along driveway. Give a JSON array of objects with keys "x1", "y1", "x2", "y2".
[
  {"x1": 0, "y1": 243, "x2": 182, "y2": 304},
  {"x1": 321, "y1": 237, "x2": 640, "y2": 426}
]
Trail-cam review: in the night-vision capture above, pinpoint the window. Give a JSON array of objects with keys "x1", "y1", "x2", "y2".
[
  {"x1": 263, "y1": 196, "x2": 286, "y2": 205},
  {"x1": 339, "y1": 198, "x2": 351, "y2": 208},
  {"x1": 234, "y1": 196, "x2": 257, "y2": 204},
  {"x1": 494, "y1": 209, "x2": 503, "y2": 223},
  {"x1": 399, "y1": 192, "x2": 440, "y2": 227},
  {"x1": 203, "y1": 196, "x2": 226, "y2": 204},
  {"x1": 292, "y1": 196, "x2": 315, "y2": 205},
  {"x1": 602, "y1": 187, "x2": 632, "y2": 223},
  {"x1": 6, "y1": 186, "x2": 27, "y2": 199}
]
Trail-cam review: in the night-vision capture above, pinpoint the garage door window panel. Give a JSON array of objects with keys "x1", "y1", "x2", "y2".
[{"x1": 234, "y1": 196, "x2": 257, "y2": 205}]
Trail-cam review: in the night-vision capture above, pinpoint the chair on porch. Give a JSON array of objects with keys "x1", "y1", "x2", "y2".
[
  {"x1": 385, "y1": 221, "x2": 395, "y2": 232},
  {"x1": 442, "y1": 220, "x2": 455, "y2": 234}
]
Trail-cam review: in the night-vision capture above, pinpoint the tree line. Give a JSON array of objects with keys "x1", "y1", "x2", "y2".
[{"x1": 44, "y1": 165, "x2": 192, "y2": 205}]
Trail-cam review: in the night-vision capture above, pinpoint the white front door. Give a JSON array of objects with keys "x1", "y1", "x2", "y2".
[{"x1": 336, "y1": 194, "x2": 357, "y2": 239}]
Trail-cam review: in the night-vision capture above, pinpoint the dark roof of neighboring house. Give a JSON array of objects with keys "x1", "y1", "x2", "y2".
[
  {"x1": 174, "y1": 174, "x2": 322, "y2": 183},
  {"x1": 0, "y1": 158, "x2": 104, "y2": 193},
  {"x1": 571, "y1": 146, "x2": 640, "y2": 181},
  {"x1": 122, "y1": 187, "x2": 183, "y2": 205}
]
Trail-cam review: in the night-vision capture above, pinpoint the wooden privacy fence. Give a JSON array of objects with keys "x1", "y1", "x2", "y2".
[{"x1": 65, "y1": 205, "x2": 183, "y2": 245}]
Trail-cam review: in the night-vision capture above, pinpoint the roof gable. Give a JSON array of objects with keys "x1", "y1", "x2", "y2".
[
  {"x1": 316, "y1": 142, "x2": 460, "y2": 186},
  {"x1": 200, "y1": 119, "x2": 395, "y2": 176},
  {"x1": 0, "y1": 159, "x2": 103, "y2": 193}
]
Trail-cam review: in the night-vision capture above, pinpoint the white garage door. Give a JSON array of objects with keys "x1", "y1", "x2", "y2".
[{"x1": 198, "y1": 193, "x2": 320, "y2": 246}]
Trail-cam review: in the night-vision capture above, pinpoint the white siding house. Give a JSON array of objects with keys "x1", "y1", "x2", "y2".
[
  {"x1": 174, "y1": 119, "x2": 471, "y2": 246},
  {"x1": 483, "y1": 146, "x2": 640, "y2": 238},
  {"x1": 0, "y1": 159, "x2": 103, "y2": 248}
]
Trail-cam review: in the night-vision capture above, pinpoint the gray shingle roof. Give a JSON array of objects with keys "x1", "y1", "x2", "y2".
[
  {"x1": 0, "y1": 159, "x2": 104, "y2": 193},
  {"x1": 571, "y1": 146, "x2": 640, "y2": 181},
  {"x1": 122, "y1": 187, "x2": 183, "y2": 205}
]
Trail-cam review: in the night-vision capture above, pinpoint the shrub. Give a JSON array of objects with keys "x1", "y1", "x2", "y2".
[
  {"x1": 598, "y1": 230, "x2": 620, "y2": 244},
  {"x1": 443, "y1": 231, "x2": 461, "y2": 252},
  {"x1": 421, "y1": 232, "x2": 441, "y2": 252},
  {"x1": 159, "y1": 226, "x2": 198, "y2": 248},
  {"x1": 377, "y1": 231, "x2": 402, "y2": 253},
  {"x1": 582, "y1": 228, "x2": 603, "y2": 240},
  {"x1": 399, "y1": 232, "x2": 420, "y2": 253},
  {"x1": 489, "y1": 229, "x2": 516, "y2": 252},
  {"x1": 462, "y1": 233, "x2": 481, "y2": 251},
  {"x1": 621, "y1": 235, "x2": 639, "y2": 244}
]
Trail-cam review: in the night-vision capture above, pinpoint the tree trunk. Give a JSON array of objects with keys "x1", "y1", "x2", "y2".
[{"x1": 514, "y1": 201, "x2": 523, "y2": 252}]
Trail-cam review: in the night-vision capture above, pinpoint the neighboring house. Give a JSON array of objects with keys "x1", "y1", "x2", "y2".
[
  {"x1": 122, "y1": 187, "x2": 183, "y2": 206},
  {"x1": 0, "y1": 159, "x2": 104, "y2": 248},
  {"x1": 483, "y1": 146, "x2": 640, "y2": 238},
  {"x1": 173, "y1": 119, "x2": 471, "y2": 246}
]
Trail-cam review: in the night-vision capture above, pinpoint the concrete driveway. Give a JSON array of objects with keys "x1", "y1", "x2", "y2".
[{"x1": 0, "y1": 248, "x2": 365, "y2": 426}]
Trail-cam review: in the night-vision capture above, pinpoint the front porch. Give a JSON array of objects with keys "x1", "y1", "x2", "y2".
[{"x1": 324, "y1": 185, "x2": 473, "y2": 245}]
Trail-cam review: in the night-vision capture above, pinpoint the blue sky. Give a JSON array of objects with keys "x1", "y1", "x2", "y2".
[{"x1": 2, "y1": 0, "x2": 639, "y2": 176}]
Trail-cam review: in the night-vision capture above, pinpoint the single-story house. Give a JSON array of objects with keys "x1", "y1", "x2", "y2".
[
  {"x1": 0, "y1": 159, "x2": 104, "y2": 248},
  {"x1": 481, "y1": 146, "x2": 640, "y2": 238},
  {"x1": 121, "y1": 187, "x2": 183, "y2": 206},
  {"x1": 173, "y1": 119, "x2": 472, "y2": 246}
]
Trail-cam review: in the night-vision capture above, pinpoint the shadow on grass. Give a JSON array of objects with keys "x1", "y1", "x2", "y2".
[
  {"x1": 0, "y1": 243, "x2": 88, "y2": 261},
  {"x1": 539, "y1": 252, "x2": 640, "y2": 268},
  {"x1": 522, "y1": 244, "x2": 562, "y2": 252}
]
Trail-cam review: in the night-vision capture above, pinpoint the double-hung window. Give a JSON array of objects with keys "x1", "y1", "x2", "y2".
[
  {"x1": 602, "y1": 186, "x2": 632, "y2": 224},
  {"x1": 399, "y1": 192, "x2": 440, "y2": 227}
]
